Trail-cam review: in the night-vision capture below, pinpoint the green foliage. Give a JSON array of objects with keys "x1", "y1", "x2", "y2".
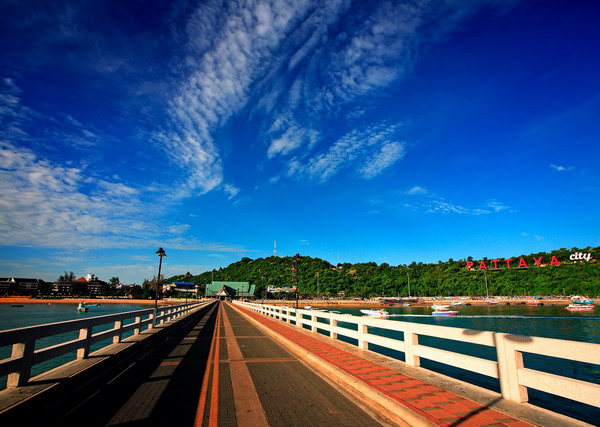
[
  {"x1": 57, "y1": 271, "x2": 76, "y2": 282},
  {"x1": 164, "y1": 246, "x2": 600, "y2": 298}
]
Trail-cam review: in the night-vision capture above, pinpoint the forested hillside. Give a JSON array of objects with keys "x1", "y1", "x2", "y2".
[{"x1": 166, "y1": 246, "x2": 599, "y2": 298}]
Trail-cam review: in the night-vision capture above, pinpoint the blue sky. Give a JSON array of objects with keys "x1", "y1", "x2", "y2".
[{"x1": 1, "y1": 0, "x2": 598, "y2": 285}]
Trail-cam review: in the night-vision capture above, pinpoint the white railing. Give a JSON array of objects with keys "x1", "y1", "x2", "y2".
[
  {"x1": 0, "y1": 301, "x2": 210, "y2": 389},
  {"x1": 234, "y1": 301, "x2": 600, "y2": 408}
]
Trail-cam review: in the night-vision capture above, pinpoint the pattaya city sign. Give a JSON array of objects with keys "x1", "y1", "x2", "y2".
[
  {"x1": 570, "y1": 252, "x2": 592, "y2": 262},
  {"x1": 466, "y1": 256, "x2": 561, "y2": 270}
]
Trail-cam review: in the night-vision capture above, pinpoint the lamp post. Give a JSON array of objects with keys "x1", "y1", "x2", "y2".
[
  {"x1": 184, "y1": 271, "x2": 191, "y2": 305},
  {"x1": 294, "y1": 254, "x2": 300, "y2": 309},
  {"x1": 154, "y1": 248, "x2": 167, "y2": 313}
]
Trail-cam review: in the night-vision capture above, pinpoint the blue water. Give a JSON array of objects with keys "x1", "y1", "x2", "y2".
[
  {"x1": 309, "y1": 304, "x2": 600, "y2": 424},
  {"x1": 0, "y1": 302, "x2": 149, "y2": 388}
]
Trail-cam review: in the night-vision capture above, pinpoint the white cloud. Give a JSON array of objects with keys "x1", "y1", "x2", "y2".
[
  {"x1": 291, "y1": 123, "x2": 404, "y2": 182},
  {"x1": 550, "y1": 164, "x2": 574, "y2": 172},
  {"x1": 521, "y1": 232, "x2": 544, "y2": 242},
  {"x1": 406, "y1": 186, "x2": 428, "y2": 195},
  {"x1": 422, "y1": 197, "x2": 512, "y2": 216},
  {"x1": 358, "y1": 141, "x2": 405, "y2": 179},
  {"x1": 223, "y1": 183, "x2": 241, "y2": 200}
]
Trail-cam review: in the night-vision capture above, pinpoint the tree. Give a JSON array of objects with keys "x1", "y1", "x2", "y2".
[{"x1": 58, "y1": 271, "x2": 76, "y2": 282}]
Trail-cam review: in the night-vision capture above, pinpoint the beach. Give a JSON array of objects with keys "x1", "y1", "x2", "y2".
[{"x1": 0, "y1": 296, "x2": 179, "y2": 306}]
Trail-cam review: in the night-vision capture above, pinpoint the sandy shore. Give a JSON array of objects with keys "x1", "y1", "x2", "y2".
[
  {"x1": 266, "y1": 298, "x2": 574, "y2": 307},
  {"x1": 0, "y1": 297, "x2": 177, "y2": 305}
]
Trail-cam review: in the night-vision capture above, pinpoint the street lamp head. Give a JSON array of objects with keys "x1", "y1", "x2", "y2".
[{"x1": 156, "y1": 247, "x2": 167, "y2": 257}]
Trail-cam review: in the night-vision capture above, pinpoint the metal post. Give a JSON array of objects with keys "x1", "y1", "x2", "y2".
[
  {"x1": 155, "y1": 255, "x2": 163, "y2": 311},
  {"x1": 154, "y1": 248, "x2": 167, "y2": 325}
]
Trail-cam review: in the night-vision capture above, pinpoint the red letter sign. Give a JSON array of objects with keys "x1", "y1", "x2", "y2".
[
  {"x1": 532, "y1": 256, "x2": 543, "y2": 267},
  {"x1": 466, "y1": 261, "x2": 474, "y2": 270},
  {"x1": 491, "y1": 259, "x2": 500, "y2": 269},
  {"x1": 550, "y1": 256, "x2": 561, "y2": 266},
  {"x1": 479, "y1": 261, "x2": 488, "y2": 270},
  {"x1": 505, "y1": 259, "x2": 512, "y2": 269},
  {"x1": 519, "y1": 258, "x2": 529, "y2": 268}
]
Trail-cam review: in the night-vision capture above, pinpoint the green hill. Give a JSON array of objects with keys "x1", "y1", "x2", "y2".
[{"x1": 165, "y1": 246, "x2": 599, "y2": 298}]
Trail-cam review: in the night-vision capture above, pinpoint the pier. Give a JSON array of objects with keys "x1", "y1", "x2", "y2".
[{"x1": 0, "y1": 300, "x2": 598, "y2": 426}]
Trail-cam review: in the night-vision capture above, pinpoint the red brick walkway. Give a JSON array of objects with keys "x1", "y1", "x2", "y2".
[{"x1": 232, "y1": 304, "x2": 532, "y2": 427}]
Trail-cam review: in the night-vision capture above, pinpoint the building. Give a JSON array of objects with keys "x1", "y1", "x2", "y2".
[
  {"x1": 164, "y1": 282, "x2": 196, "y2": 295},
  {"x1": 204, "y1": 281, "x2": 255, "y2": 300},
  {"x1": 0, "y1": 278, "x2": 48, "y2": 295}
]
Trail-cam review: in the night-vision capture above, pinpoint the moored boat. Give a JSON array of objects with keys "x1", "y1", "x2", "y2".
[
  {"x1": 570, "y1": 295, "x2": 594, "y2": 305},
  {"x1": 360, "y1": 309, "x2": 389, "y2": 316},
  {"x1": 432, "y1": 310, "x2": 459, "y2": 316},
  {"x1": 76, "y1": 302, "x2": 88, "y2": 312},
  {"x1": 566, "y1": 304, "x2": 594, "y2": 311},
  {"x1": 431, "y1": 304, "x2": 450, "y2": 310}
]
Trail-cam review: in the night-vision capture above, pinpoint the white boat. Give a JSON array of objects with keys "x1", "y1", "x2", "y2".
[
  {"x1": 303, "y1": 305, "x2": 312, "y2": 309},
  {"x1": 570, "y1": 296, "x2": 594, "y2": 305},
  {"x1": 360, "y1": 309, "x2": 389, "y2": 316},
  {"x1": 450, "y1": 302, "x2": 462, "y2": 306},
  {"x1": 431, "y1": 305, "x2": 449, "y2": 310},
  {"x1": 566, "y1": 304, "x2": 594, "y2": 311},
  {"x1": 432, "y1": 310, "x2": 459, "y2": 316}
]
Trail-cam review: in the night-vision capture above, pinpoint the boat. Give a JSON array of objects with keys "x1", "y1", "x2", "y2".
[
  {"x1": 431, "y1": 305, "x2": 449, "y2": 310},
  {"x1": 360, "y1": 309, "x2": 389, "y2": 316},
  {"x1": 303, "y1": 305, "x2": 312, "y2": 309},
  {"x1": 76, "y1": 302, "x2": 88, "y2": 312},
  {"x1": 432, "y1": 310, "x2": 459, "y2": 316},
  {"x1": 570, "y1": 296, "x2": 594, "y2": 305},
  {"x1": 527, "y1": 300, "x2": 543, "y2": 305},
  {"x1": 402, "y1": 303, "x2": 410, "y2": 307},
  {"x1": 486, "y1": 300, "x2": 499, "y2": 305},
  {"x1": 450, "y1": 302, "x2": 462, "y2": 306},
  {"x1": 566, "y1": 304, "x2": 595, "y2": 311}
]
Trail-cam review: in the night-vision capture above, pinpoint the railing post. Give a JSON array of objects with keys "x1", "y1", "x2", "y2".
[
  {"x1": 134, "y1": 315, "x2": 142, "y2": 335},
  {"x1": 495, "y1": 333, "x2": 528, "y2": 402},
  {"x1": 150, "y1": 309, "x2": 157, "y2": 328},
  {"x1": 77, "y1": 326, "x2": 92, "y2": 359},
  {"x1": 113, "y1": 320, "x2": 123, "y2": 344},
  {"x1": 311, "y1": 313, "x2": 317, "y2": 332},
  {"x1": 357, "y1": 318, "x2": 368, "y2": 350},
  {"x1": 331, "y1": 317, "x2": 338, "y2": 339},
  {"x1": 7, "y1": 338, "x2": 35, "y2": 388},
  {"x1": 404, "y1": 325, "x2": 420, "y2": 367}
]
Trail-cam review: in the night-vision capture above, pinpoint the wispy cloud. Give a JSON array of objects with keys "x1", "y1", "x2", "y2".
[
  {"x1": 423, "y1": 198, "x2": 512, "y2": 215},
  {"x1": 406, "y1": 185, "x2": 428, "y2": 195},
  {"x1": 160, "y1": 0, "x2": 510, "y2": 190},
  {"x1": 289, "y1": 123, "x2": 405, "y2": 182},
  {"x1": 550, "y1": 164, "x2": 574, "y2": 172},
  {"x1": 521, "y1": 232, "x2": 544, "y2": 242}
]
